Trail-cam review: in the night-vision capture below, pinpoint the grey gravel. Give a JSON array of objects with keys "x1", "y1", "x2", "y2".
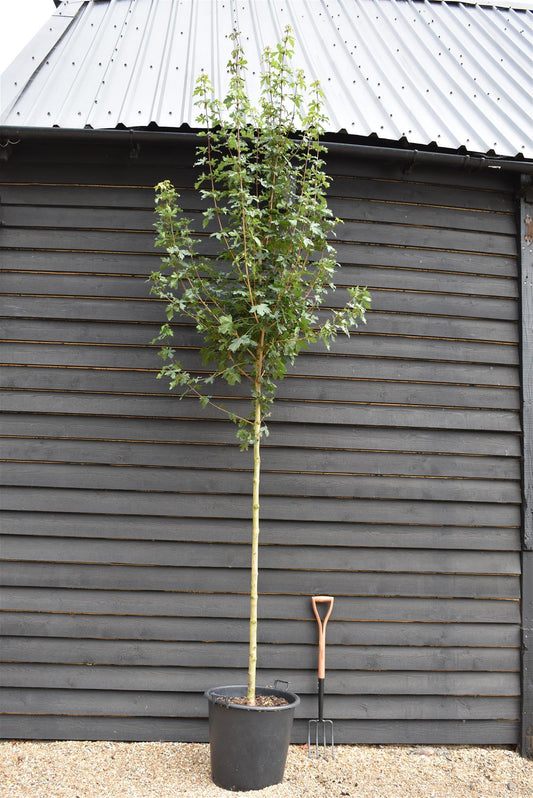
[{"x1": 1, "y1": 741, "x2": 532, "y2": 798}]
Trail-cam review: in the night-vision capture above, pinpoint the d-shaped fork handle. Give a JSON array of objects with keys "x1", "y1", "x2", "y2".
[{"x1": 311, "y1": 595, "x2": 334, "y2": 679}]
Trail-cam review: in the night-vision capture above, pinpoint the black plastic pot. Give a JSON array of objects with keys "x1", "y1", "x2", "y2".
[{"x1": 205, "y1": 684, "x2": 300, "y2": 791}]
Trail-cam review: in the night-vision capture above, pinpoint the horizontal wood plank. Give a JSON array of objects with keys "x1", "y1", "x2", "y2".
[
  {"x1": 0, "y1": 715, "x2": 519, "y2": 744},
  {"x1": 1, "y1": 512, "x2": 521, "y2": 550},
  {"x1": 1, "y1": 292, "x2": 519, "y2": 324},
  {"x1": 0, "y1": 463, "x2": 521, "y2": 503},
  {"x1": 0, "y1": 366, "x2": 521, "y2": 412},
  {"x1": 2, "y1": 172, "x2": 515, "y2": 213},
  {"x1": 0, "y1": 314, "x2": 521, "y2": 346},
  {"x1": 0, "y1": 310, "x2": 519, "y2": 344},
  {"x1": 0, "y1": 688, "x2": 519, "y2": 720},
  {"x1": 0, "y1": 615, "x2": 520, "y2": 647},
  {"x1": 0, "y1": 193, "x2": 516, "y2": 235},
  {"x1": 0, "y1": 413, "x2": 520, "y2": 455},
  {"x1": 0, "y1": 488, "x2": 522, "y2": 526},
  {"x1": 0, "y1": 535, "x2": 521, "y2": 573},
  {"x1": 0, "y1": 588, "x2": 520, "y2": 623},
  {"x1": 1, "y1": 270, "x2": 519, "y2": 315},
  {"x1": 1, "y1": 439, "x2": 521, "y2": 480},
  {"x1": 0, "y1": 386, "x2": 522, "y2": 433},
  {"x1": 0, "y1": 342, "x2": 521, "y2": 386},
  {"x1": 1, "y1": 243, "x2": 518, "y2": 276},
  {"x1": 1, "y1": 637, "x2": 520, "y2": 671},
  {"x1": 0, "y1": 564, "x2": 520, "y2": 600},
  {"x1": 0, "y1": 663, "x2": 520, "y2": 696}
]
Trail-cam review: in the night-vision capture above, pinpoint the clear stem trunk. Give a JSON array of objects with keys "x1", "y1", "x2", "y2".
[{"x1": 247, "y1": 394, "x2": 261, "y2": 705}]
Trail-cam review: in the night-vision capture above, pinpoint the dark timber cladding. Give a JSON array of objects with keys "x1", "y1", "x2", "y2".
[
  {"x1": 520, "y1": 176, "x2": 533, "y2": 758},
  {"x1": 0, "y1": 136, "x2": 524, "y2": 745}
]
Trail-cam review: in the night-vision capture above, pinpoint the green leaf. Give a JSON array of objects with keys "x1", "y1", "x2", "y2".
[
  {"x1": 223, "y1": 367, "x2": 242, "y2": 386},
  {"x1": 250, "y1": 303, "x2": 272, "y2": 317},
  {"x1": 228, "y1": 334, "x2": 254, "y2": 352},
  {"x1": 218, "y1": 316, "x2": 234, "y2": 334}
]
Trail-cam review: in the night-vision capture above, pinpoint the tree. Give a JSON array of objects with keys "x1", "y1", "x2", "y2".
[{"x1": 150, "y1": 27, "x2": 371, "y2": 705}]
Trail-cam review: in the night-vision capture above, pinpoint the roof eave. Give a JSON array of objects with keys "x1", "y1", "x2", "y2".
[{"x1": 1, "y1": 125, "x2": 532, "y2": 176}]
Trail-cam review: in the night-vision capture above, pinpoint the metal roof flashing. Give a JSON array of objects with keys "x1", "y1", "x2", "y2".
[{"x1": 1, "y1": 0, "x2": 532, "y2": 160}]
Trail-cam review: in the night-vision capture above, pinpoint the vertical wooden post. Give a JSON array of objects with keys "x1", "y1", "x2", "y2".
[{"x1": 519, "y1": 175, "x2": 533, "y2": 758}]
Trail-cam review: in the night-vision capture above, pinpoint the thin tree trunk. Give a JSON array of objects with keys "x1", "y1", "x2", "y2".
[{"x1": 247, "y1": 394, "x2": 261, "y2": 705}]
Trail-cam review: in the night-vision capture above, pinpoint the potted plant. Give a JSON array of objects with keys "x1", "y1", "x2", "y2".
[{"x1": 150, "y1": 27, "x2": 371, "y2": 790}]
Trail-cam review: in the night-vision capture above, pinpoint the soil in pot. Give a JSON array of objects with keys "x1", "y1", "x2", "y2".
[{"x1": 224, "y1": 694, "x2": 289, "y2": 707}]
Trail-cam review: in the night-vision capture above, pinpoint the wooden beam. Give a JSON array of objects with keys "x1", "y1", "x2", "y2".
[{"x1": 520, "y1": 176, "x2": 533, "y2": 758}]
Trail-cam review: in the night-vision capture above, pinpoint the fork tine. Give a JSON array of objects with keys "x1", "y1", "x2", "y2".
[{"x1": 307, "y1": 718, "x2": 335, "y2": 759}]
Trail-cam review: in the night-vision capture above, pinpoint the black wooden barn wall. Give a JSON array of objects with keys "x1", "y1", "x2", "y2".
[{"x1": 0, "y1": 138, "x2": 523, "y2": 744}]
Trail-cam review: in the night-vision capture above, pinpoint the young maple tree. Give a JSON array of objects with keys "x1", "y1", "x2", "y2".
[{"x1": 150, "y1": 27, "x2": 371, "y2": 705}]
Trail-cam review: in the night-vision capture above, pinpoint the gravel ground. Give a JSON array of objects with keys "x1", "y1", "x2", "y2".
[{"x1": 1, "y1": 742, "x2": 533, "y2": 798}]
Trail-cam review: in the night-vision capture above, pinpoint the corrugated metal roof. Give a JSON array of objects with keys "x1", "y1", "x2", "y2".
[{"x1": 1, "y1": 0, "x2": 532, "y2": 158}]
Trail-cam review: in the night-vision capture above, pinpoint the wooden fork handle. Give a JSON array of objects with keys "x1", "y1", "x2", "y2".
[{"x1": 311, "y1": 596, "x2": 334, "y2": 679}]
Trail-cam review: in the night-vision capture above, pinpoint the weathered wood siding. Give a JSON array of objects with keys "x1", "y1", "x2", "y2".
[
  {"x1": 0, "y1": 139, "x2": 522, "y2": 743},
  {"x1": 519, "y1": 177, "x2": 533, "y2": 758}
]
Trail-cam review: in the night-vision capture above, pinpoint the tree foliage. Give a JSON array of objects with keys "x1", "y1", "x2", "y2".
[{"x1": 151, "y1": 27, "x2": 371, "y2": 448}]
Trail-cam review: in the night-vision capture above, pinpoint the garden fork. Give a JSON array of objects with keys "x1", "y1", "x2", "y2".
[{"x1": 308, "y1": 595, "x2": 335, "y2": 759}]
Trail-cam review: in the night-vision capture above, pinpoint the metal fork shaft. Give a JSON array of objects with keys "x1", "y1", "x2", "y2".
[{"x1": 318, "y1": 677, "x2": 324, "y2": 720}]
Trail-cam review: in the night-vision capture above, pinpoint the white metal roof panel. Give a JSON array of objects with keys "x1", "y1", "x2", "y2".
[{"x1": 1, "y1": 0, "x2": 532, "y2": 158}]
